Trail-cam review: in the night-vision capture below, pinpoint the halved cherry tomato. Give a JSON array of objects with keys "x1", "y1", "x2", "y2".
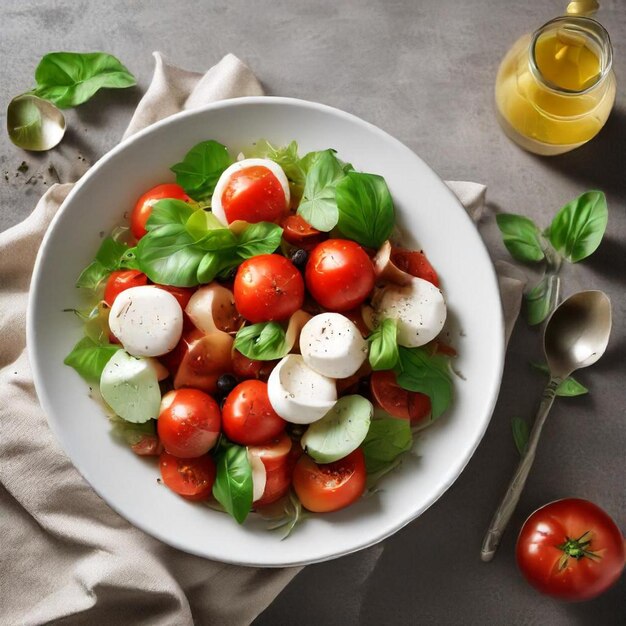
[
  {"x1": 370, "y1": 370, "x2": 431, "y2": 424},
  {"x1": 249, "y1": 433, "x2": 293, "y2": 507},
  {"x1": 391, "y1": 247, "x2": 439, "y2": 287},
  {"x1": 517, "y1": 498, "x2": 625, "y2": 601},
  {"x1": 234, "y1": 254, "x2": 304, "y2": 323},
  {"x1": 220, "y1": 165, "x2": 287, "y2": 224},
  {"x1": 159, "y1": 451, "x2": 216, "y2": 500},
  {"x1": 130, "y1": 434, "x2": 163, "y2": 457},
  {"x1": 103, "y1": 270, "x2": 148, "y2": 306},
  {"x1": 232, "y1": 350, "x2": 278, "y2": 381},
  {"x1": 222, "y1": 380, "x2": 286, "y2": 445},
  {"x1": 157, "y1": 388, "x2": 221, "y2": 458},
  {"x1": 305, "y1": 239, "x2": 376, "y2": 312},
  {"x1": 281, "y1": 214, "x2": 324, "y2": 249},
  {"x1": 153, "y1": 284, "x2": 195, "y2": 309},
  {"x1": 293, "y1": 449, "x2": 367, "y2": 513},
  {"x1": 131, "y1": 183, "x2": 190, "y2": 239}
]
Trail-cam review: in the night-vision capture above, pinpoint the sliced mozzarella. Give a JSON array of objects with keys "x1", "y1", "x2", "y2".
[
  {"x1": 247, "y1": 449, "x2": 267, "y2": 503},
  {"x1": 185, "y1": 284, "x2": 241, "y2": 334},
  {"x1": 267, "y1": 355, "x2": 337, "y2": 424},
  {"x1": 300, "y1": 313, "x2": 368, "y2": 379},
  {"x1": 211, "y1": 158, "x2": 290, "y2": 225},
  {"x1": 100, "y1": 350, "x2": 161, "y2": 423},
  {"x1": 374, "y1": 277, "x2": 447, "y2": 348},
  {"x1": 109, "y1": 286, "x2": 183, "y2": 358}
]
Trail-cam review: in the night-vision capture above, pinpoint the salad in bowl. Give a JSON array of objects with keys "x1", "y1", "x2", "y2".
[{"x1": 64, "y1": 138, "x2": 456, "y2": 531}]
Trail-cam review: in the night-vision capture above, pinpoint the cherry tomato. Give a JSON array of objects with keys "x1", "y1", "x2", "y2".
[
  {"x1": 159, "y1": 451, "x2": 216, "y2": 500},
  {"x1": 232, "y1": 350, "x2": 278, "y2": 381},
  {"x1": 153, "y1": 284, "x2": 195, "y2": 309},
  {"x1": 293, "y1": 449, "x2": 367, "y2": 513},
  {"x1": 157, "y1": 388, "x2": 221, "y2": 458},
  {"x1": 391, "y1": 247, "x2": 439, "y2": 287},
  {"x1": 222, "y1": 380, "x2": 286, "y2": 445},
  {"x1": 370, "y1": 370, "x2": 431, "y2": 424},
  {"x1": 305, "y1": 239, "x2": 376, "y2": 312},
  {"x1": 131, "y1": 183, "x2": 190, "y2": 239},
  {"x1": 516, "y1": 498, "x2": 625, "y2": 601},
  {"x1": 220, "y1": 165, "x2": 287, "y2": 224},
  {"x1": 249, "y1": 433, "x2": 293, "y2": 507},
  {"x1": 103, "y1": 270, "x2": 148, "y2": 306},
  {"x1": 234, "y1": 254, "x2": 304, "y2": 323},
  {"x1": 281, "y1": 214, "x2": 324, "y2": 249},
  {"x1": 130, "y1": 434, "x2": 163, "y2": 457}
]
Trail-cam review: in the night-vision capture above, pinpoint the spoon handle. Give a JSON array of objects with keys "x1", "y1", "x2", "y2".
[{"x1": 480, "y1": 378, "x2": 561, "y2": 562}]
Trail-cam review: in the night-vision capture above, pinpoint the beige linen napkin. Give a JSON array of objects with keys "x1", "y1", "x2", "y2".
[{"x1": 0, "y1": 53, "x2": 525, "y2": 626}]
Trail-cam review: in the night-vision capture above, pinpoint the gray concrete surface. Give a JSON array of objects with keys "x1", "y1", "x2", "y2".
[{"x1": 1, "y1": 1, "x2": 625, "y2": 624}]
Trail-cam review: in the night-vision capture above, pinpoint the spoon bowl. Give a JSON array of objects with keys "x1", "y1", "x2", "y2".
[{"x1": 544, "y1": 290, "x2": 612, "y2": 379}]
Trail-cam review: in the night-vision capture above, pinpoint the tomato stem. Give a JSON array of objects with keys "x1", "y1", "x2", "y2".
[{"x1": 557, "y1": 530, "x2": 600, "y2": 570}]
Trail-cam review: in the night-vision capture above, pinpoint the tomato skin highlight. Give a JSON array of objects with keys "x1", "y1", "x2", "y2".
[
  {"x1": 221, "y1": 166, "x2": 287, "y2": 224},
  {"x1": 222, "y1": 380, "x2": 286, "y2": 446},
  {"x1": 305, "y1": 239, "x2": 376, "y2": 312},
  {"x1": 370, "y1": 370, "x2": 431, "y2": 424},
  {"x1": 103, "y1": 270, "x2": 148, "y2": 306},
  {"x1": 292, "y1": 449, "x2": 367, "y2": 513},
  {"x1": 516, "y1": 498, "x2": 625, "y2": 601},
  {"x1": 131, "y1": 183, "x2": 190, "y2": 239},
  {"x1": 159, "y1": 451, "x2": 216, "y2": 499},
  {"x1": 390, "y1": 247, "x2": 439, "y2": 287},
  {"x1": 157, "y1": 388, "x2": 221, "y2": 458},
  {"x1": 234, "y1": 254, "x2": 305, "y2": 323}
]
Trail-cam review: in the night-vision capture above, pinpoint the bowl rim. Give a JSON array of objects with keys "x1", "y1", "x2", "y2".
[{"x1": 27, "y1": 95, "x2": 505, "y2": 566}]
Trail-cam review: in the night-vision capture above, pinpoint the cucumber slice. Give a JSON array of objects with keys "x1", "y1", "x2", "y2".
[
  {"x1": 100, "y1": 350, "x2": 161, "y2": 424},
  {"x1": 301, "y1": 395, "x2": 372, "y2": 463}
]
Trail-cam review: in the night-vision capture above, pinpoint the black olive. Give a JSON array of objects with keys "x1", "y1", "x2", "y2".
[
  {"x1": 357, "y1": 377, "x2": 372, "y2": 399},
  {"x1": 290, "y1": 248, "x2": 308, "y2": 269},
  {"x1": 216, "y1": 373, "x2": 238, "y2": 396}
]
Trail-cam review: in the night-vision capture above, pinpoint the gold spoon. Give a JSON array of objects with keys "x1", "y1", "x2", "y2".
[
  {"x1": 481, "y1": 290, "x2": 612, "y2": 562},
  {"x1": 566, "y1": 0, "x2": 599, "y2": 16}
]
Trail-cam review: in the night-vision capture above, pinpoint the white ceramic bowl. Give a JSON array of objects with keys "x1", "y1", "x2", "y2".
[{"x1": 28, "y1": 97, "x2": 504, "y2": 567}]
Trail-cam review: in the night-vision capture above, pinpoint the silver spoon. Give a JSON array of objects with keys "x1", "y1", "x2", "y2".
[
  {"x1": 6, "y1": 94, "x2": 66, "y2": 151},
  {"x1": 481, "y1": 290, "x2": 612, "y2": 562}
]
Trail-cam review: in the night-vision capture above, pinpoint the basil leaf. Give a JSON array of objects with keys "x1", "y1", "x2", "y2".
[
  {"x1": 146, "y1": 199, "x2": 195, "y2": 231},
  {"x1": 234, "y1": 322, "x2": 288, "y2": 360},
  {"x1": 336, "y1": 172, "x2": 395, "y2": 249},
  {"x1": 394, "y1": 346, "x2": 453, "y2": 419},
  {"x1": 197, "y1": 228, "x2": 238, "y2": 252},
  {"x1": 137, "y1": 225, "x2": 206, "y2": 287},
  {"x1": 368, "y1": 318, "x2": 399, "y2": 371},
  {"x1": 119, "y1": 247, "x2": 140, "y2": 270},
  {"x1": 32, "y1": 52, "x2": 136, "y2": 108},
  {"x1": 109, "y1": 415, "x2": 157, "y2": 447},
  {"x1": 362, "y1": 418, "x2": 412, "y2": 474},
  {"x1": 76, "y1": 236, "x2": 129, "y2": 289},
  {"x1": 297, "y1": 150, "x2": 345, "y2": 231},
  {"x1": 64, "y1": 336, "x2": 120, "y2": 382},
  {"x1": 248, "y1": 139, "x2": 305, "y2": 185},
  {"x1": 212, "y1": 443, "x2": 253, "y2": 524},
  {"x1": 530, "y1": 362, "x2": 589, "y2": 397},
  {"x1": 548, "y1": 191, "x2": 608, "y2": 262},
  {"x1": 237, "y1": 222, "x2": 283, "y2": 257},
  {"x1": 186, "y1": 209, "x2": 224, "y2": 240},
  {"x1": 170, "y1": 140, "x2": 232, "y2": 200},
  {"x1": 524, "y1": 273, "x2": 560, "y2": 325},
  {"x1": 511, "y1": 417, "x2": 529, "y2": 455},
  {"x1": 496, "y1": 214, "x2": 545, "y2": 263},
  {"x1": 196, "y1": 252, "x2": 239, "y2": 284}
]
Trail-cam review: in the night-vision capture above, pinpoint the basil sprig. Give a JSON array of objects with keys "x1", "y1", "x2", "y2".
[
  {"x1": 362, "y1": 417, "x2": 412, "y2": 474},
  {"x1": 336, "y1": 172, "x2": 395, "y2": 249},
  {"x1": 170, "y1": 140, "x2": 232, "y2": 201},
  {"x1": 394, "y1": 346, "x2": 453, "y2": 419},
  {"x1": 64, "y1": 336, "x2": 120, "y2": 382},
  {"x1": 76, "y1": 236, "x2": 131, "y2": 290},
  {"x1": 496, "y1": 191, "x2": 608, "y2": 325},
  {"x1": 212, "y1": 443, "x2": 253, "y2": 524},
  {"x1": 135, "y1": 199, "x2": 282, "y2": 286},
  {"x1": 368, "y1": 318, "x2": 399, "y2": 371},
  {"x1": 248, "y1": 139, "x2": 306, "y2": 186},
  {"x1": 297, "y1": 149, "x2": 346, "y2": 231},
  {"x1": 32, "y1": 52, "x2": 136, "y2": 108},
  {"x1": 234, "y1": 322, "x2": 288, "y2": 361}
]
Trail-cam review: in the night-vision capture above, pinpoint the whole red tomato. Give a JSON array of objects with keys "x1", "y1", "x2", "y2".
[
  {"x1": 516, "y1": 498, "x2": 625, "y2": 601},
  {"x1": 130, "y1": 183, "x2": 190, "y2": 239},
  {"x1": 103, "y1": 270, "x2": 148, "y2": 306},
  {"x1": 305, "y1": 239, "x2": 375, "y2": 312}
]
